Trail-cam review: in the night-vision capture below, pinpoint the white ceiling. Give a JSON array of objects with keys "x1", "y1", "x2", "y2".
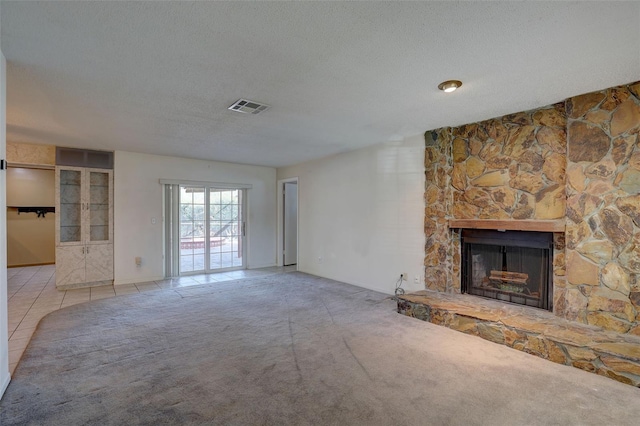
[{"x1": 1, "y1": 1, "x2": 639, "y2": 168}]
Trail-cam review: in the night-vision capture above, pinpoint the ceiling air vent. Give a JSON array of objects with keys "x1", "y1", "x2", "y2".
[{"x1": 228, "y1": 99, "x2": 270, "y2": 115}]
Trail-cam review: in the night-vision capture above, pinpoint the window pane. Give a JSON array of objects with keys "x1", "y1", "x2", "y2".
[
  {"x1": 180, "y1": 204, "x2": 193, "y2": 221},
  {"x1": 193, "y1": 254, "x2": 205, "y2": 272},
  {"x1": 180, "y1": 187, "x2": 193, "y2": 203},
  {"x1": 193, "y1": 189, "x2": 205, "y2": 204},
  {"x1": 192, "y1": 221, "x2": 205, "y2": 238},
  {"x1": 220, "y1": 191, "x2": 232, "y2": 204},
  {"x1": 210, "y1": 253, "x2": 221, "y2": 269},
  {"x1": 209, "y1": 190, "x2": 220, "y2": 205},
  {"x1": 221, "y1": 252, "x2": 232, "y2": 268},
  {"x1": 221, "y1": 204, "x2": 232, "y2": 221},
  {"x1": 180, "y1": 255, "x2": 194, "y2": 273},
  {"x1": 193, "y1": 205, "x2": 205, "y2": 221},
  {"x1": 180, "y1": 223, "x2": 193, "y2": 239}
]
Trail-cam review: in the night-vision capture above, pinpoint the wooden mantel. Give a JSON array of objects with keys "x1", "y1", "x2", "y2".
[{"x1": 448, "y1": 219, "x2": 565, "y2": 233}]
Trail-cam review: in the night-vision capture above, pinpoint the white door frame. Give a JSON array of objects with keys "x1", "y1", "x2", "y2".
[{"x1": 277, "y1": 177, "x2": 298, "y2": 267}]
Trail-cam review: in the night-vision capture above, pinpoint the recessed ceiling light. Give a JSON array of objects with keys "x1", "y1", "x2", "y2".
[
  {"x1": 438, "y1": 80, "x2": 462, "y2": 93},
  {"x1": 228, "y1": 99, "x2": 270, "y2": 115}
]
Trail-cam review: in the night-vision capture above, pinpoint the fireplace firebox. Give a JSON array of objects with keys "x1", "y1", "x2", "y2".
[{"x1": 461, "y1": 229, "x2": 553, "y2": 311}]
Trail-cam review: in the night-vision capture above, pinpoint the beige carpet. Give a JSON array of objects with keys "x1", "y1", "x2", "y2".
[{"x1": 1, "y1": 272, "x2": 639, "y2": 425}]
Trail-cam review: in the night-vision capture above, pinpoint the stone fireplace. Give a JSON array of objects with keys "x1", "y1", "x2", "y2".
[
  {"x1": 400, "y1": 80, "x2": 640, "y2": 386},
  {"x1": 423, "y1": 80, "x2": 640, "y2": 335}
]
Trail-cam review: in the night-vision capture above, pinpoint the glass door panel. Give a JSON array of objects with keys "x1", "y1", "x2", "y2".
[
  {"x1": 179, "y1": 186, "x2": 206, "y2": 273},
  {"x1": 59, "y1": 169, "x2": 82, "y2": 243},
  {"x1": 89, "y1": 171, "x2": 110, "y2": 242},
  {"x1": 209, "y1": 189, "x2": 244, "y2": 271}
]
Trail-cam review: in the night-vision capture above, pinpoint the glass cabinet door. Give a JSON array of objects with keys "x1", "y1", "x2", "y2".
[
  {"x1": 59, "y1": 169, "x2": 82, "y2": 243},
  {"x1": 89, "y1": 171, "x2": 110, "y2": 242}
]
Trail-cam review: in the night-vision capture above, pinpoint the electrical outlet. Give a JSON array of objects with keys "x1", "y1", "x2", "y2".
[
  {"x1": 401, "y1": 273, "x2": 408, "y2": 281},
  {"x1": 318, "y1": 256, "x2": 323, "y2": 264},
  {"x1": 414, "y1": 276, "x2": 420, "y2": 284}
]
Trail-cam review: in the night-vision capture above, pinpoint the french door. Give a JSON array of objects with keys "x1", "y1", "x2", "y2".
[{"x1": 178, "y1": 186, "x2": 245, "y2": 274}]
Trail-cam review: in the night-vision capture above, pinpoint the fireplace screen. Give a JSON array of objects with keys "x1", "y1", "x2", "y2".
[{"x1": 461, "y1": 229, "x2": 553, "y2": 311}]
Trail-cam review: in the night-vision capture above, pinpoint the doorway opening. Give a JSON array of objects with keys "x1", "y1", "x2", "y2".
[
  {"x1": 6, "y1": 166, "x2": 56, "y2": 268},
  {"x1": 283, "y1": 182, "x2": 297, "y2": 266},
  {"x1": 277, "y1": 177, "x2": 298, "y2": 268}
]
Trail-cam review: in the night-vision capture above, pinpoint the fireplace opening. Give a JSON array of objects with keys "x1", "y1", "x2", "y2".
[{"x1": 461, "y1": 229, "x2": 553, "y2": 311}]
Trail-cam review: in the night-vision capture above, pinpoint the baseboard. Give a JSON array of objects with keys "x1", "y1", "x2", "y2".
[
  {"x1": 247, "y1": 263, "x2": 277, "y2": 270},
  {"x1": 0, "y1": 372, "x2": 10, "y2": 399},
  {"x1": 56, "y1": 280, "x2": 113, "y2": 291},
  {"x1": 8, "y1": 262, "x2": 55, "y2": 268},
  {"x1": 114, "y1": 276, "x2": 164, "y2": 286}
]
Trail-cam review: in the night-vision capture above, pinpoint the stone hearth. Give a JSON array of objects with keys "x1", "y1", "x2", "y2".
[{"x1": 396, "y1": 291, "x2": 640, "y2": 386}]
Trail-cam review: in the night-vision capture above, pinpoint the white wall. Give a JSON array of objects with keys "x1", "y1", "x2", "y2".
[
  {"x1": 113, "y1": 151, "x2": 276, "y2": 285},
  {"x1": 0, "y1": 8, "x2": 11, "y2": 395},
  {"x1": 277, "y1": 135, "x2": 425, "y2": 295},
  {"x1": 6, "y1": 210, "x2": 55, "y2": 267},
  {"x1": 6, "y1": 167, "x2": 55, "y2": 207}
]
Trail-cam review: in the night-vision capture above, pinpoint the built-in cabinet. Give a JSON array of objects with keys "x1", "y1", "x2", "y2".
[{"x1": 55, "y1": 166, "x2": 113, "y2": 289}]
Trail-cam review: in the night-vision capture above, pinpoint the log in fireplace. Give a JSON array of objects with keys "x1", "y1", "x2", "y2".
[{"x1": 461, "y1": 229, "x2": 553, "y2": 311}]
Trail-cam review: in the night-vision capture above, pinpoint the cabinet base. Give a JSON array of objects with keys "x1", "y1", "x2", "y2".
[{"x1": 56, "y1": 280, "x2": 113, "y2": 291}]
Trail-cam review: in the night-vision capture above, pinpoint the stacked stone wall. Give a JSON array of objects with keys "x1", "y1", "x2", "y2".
[
  {"x1": 563, "y1": 82, "x2": 640, "y2": 334},
  {"x1": 448, "y1": 104, "x2": 567, "y2": 221},
  {"x1": 424, "y1": 129, "x2": 453, "y2": 292}
]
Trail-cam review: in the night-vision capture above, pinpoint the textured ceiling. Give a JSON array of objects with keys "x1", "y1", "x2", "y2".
[{"x1": 1, "y1": 1, "x2": 639, "y2": 168}]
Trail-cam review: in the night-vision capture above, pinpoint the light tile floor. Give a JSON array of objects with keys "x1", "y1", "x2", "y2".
[{"x1": 7, "y1": 264, "x2": 297, "y2": 374}]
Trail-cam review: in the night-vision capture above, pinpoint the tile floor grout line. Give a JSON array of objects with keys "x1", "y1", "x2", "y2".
[
  {"x1": 6, "y1": 266, "x2": 55, "y2": 363},
  {"x1": 8, "y1": 277, "x2": 50, "y2": 340}
]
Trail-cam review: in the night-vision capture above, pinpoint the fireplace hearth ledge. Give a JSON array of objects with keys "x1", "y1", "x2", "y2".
[{"x1": 396, "y1": 290, "x2": 640, "y2": 387}]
